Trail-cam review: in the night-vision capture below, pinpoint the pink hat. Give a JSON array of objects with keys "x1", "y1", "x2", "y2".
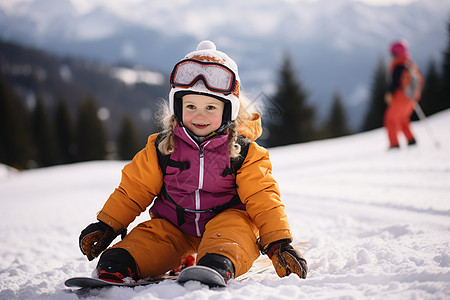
[{"x1": 390, "y1": 39, "x2": 409, "y2": 57}]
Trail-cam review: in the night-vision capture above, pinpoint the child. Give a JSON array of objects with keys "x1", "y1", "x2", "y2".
[
  {"x1": 384, "y1": 39, "x2": 424, "y2": 149},
  {"x1": 79, "y1": 40, "x2": 308, "y2": 285}
]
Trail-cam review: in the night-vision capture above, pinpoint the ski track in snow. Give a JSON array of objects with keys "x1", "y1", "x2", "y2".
[{"x1": 1, "y1": 110, "x2": 449, "y2": 299}]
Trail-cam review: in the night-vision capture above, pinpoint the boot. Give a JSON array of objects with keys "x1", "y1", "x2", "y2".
[
  {"x1": 408, "y1": 138, "x2": 417, "y2": 146},
  {"x1": 96, "y1": 248, "x2": 138, "y2": 283},
  {"x1": 197, "y1": 253, "x2": 235, "y2": 283}
]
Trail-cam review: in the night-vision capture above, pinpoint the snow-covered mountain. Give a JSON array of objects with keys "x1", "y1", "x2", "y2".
[{"x1": 1, "y1": 0, "x2": 449, "y2": 128}]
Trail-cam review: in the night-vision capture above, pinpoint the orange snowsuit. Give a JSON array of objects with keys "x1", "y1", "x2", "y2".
[
  {"x1": 96, "y1": 114, "x2": 293, "y2": 278},
  {"x1": 384, "y1": 55, "x2": 423, "y2": 148}
]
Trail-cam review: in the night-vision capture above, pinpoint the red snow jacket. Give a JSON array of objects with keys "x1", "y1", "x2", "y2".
[{"x1": 388, "y1": 55, "x2": 424, "y2": 102}]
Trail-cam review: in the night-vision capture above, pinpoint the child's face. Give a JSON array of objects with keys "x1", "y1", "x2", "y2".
[{"x1": 182, "y1": 94, "x2": 224, "y2": 136}]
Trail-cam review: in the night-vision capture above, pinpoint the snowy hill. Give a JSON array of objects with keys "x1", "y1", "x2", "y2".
[
  {"x1": 1, "y1": 0, "x2": 449, "y2": 128},
  {"x1": 1, "y1": 110, "x2": 450, "y2": 299}
]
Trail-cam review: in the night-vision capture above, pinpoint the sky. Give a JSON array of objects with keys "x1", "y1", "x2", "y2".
[
  {"x1": 70, "y1": 0, "x2": 420, "y2": 14},
  {"x1": 0, "y1": 0, "x2": 421, "y2": 14}
]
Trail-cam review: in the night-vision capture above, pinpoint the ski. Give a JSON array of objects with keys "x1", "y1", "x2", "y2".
[
  {"x1": 64, "y1": 274, "x2": 177, "y2": 289},
  {"x1": 177, "y1": 265, "x2": 226, "y2": 287}
]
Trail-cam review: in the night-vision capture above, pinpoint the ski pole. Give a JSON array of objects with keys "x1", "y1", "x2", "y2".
[{"x1": 413, "y1": 102, "x2": 440, "y2": 148}]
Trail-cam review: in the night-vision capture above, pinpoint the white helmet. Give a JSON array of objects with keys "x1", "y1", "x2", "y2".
[{"x1": 169, "y1": 40, "x2": 240, "y2": 129}]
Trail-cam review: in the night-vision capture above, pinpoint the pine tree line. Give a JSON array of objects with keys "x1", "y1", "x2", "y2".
[
  {"x1": 0, "y1": 78, "x2": 143, "y2": 170},
  {"x1": 264, "y1": 54, "x2": 352, "y2": 147}
]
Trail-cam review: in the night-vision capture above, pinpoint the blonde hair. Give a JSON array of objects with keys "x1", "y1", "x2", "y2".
[{"x1": 156, "y1": 93, "x2": 259, "y2": 158}]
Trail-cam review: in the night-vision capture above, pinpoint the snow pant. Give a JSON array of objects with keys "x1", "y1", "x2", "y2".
[
  {"x1": 384, "y1": 91, "x2": 415, "y2": 147},
  {"x1": 108, "y1": 209, "x2": 260, "y2": 279}
]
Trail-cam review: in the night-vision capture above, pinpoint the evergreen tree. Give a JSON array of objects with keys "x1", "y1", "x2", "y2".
[
  {"x1": 326, "y1": 92, "x2": 351, "y2": 138},
  {"x1": 0, "y1": 78, "x2": 32, "y2": 169},
  {"x1": 76, "y1": 97, "x2": 108, "y2": 162},
  {"x1": 420, "y1": 60, "x2": 441, "y2": 116},
  {"x1": 117, "y1": 115, "x2": 142, "y2": 160},
  {"x1": 55, "y1": 98, "x2": 76, "y2": 164},
  {"x1": 361, "y1": 59, "x2": 387, "y2": 132},
  {"x1": 266, "y1": 54, "x2": 316, "y2": 147},
  {"x1": 440, "y1": 18, "x2": 450, "y2": 112},
  {"x1": 31, "y1": 98, "x2": 61, "y2": 167}
]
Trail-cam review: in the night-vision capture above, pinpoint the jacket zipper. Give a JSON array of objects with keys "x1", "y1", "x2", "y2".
[
  {"x1": 196, "y1": 143, "x2": 210, "y2": 236},
  {"x1": 180, "y1": 128, "x2": 210, "y2": 236},
  {"x1": 194, "y1": 146, "x2": 204, "y2": 236}
]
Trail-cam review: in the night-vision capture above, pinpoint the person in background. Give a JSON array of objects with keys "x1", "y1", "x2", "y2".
[{"x1": 384, "y1": 39, "x2": 424, "y2": 150}]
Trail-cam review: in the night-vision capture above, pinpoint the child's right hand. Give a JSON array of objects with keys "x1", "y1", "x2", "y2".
[{"x1": 79, "y1": 221, "x2": 119, "y2": 261}]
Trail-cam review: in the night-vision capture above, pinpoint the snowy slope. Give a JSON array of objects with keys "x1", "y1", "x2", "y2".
[{"x1": 1, "y1": 110, "x2": 449, "y2": 299}]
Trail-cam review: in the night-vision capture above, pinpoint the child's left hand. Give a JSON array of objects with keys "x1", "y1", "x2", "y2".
[{"x1": 267, "y1": 241, "x2": 308, "y2": 279}]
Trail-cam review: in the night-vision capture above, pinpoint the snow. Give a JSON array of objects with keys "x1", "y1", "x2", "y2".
[
  {"x1": 1, "y1": 110, "x2": 450, "y2": 299},
  {"x1": 112, "y1": 67, "x2": 165, "y2": 86}
]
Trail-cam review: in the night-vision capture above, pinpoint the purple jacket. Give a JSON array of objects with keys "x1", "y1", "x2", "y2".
[{"x1": 150, "y1": 126, "x2": 245, "y2": 236}]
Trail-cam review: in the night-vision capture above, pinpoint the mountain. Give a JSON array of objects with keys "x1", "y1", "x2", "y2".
[
  {"x1": 1, "y1": 0, "x2": 449, "y2": 129},
  {"x1": 0, "y1": 39, "x2": 168, "y2": 141}
]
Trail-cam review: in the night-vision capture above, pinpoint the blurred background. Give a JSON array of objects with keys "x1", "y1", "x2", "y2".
[{"x1": 1, "y1": 0, "x2": 449, "y2": 169}]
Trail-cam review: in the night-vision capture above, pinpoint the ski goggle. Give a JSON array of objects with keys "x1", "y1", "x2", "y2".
[{"x1": 170, "y1": 59, "x2": 239, "y2": 97}]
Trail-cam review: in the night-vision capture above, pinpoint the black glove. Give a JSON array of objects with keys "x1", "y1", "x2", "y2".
[
  {"x1": 266, "y1": 240, "x2": 308, "y2": 279},
  {"x1": 79, "y1": 221, "x2": 121, "y2": 261}
]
